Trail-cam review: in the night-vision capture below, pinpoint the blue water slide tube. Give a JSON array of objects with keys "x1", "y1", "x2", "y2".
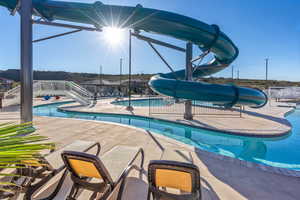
[{"x1": 0, "y1": 0, "x2": 268, "y2": 108}]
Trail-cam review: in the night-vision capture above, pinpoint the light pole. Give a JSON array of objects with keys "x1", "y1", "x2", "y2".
[
  {"x1": 99, "y1": 65, "x2": 102, "y2": 84},
  {"x1": 98, "y1": 65, "x2": 102, "y2": 95},
  {"x1": 265, "y1": 58, "x2": 269, "y2": 88},
  {"x1": 119, "y1": 58, "x2": 123, "y2": 96},
  {"x1": 120, "y1": 58, "x2": 123, "y2": 85},
  {"x1": 126, "y1": 30, "x2": 133, "y2": 111}
]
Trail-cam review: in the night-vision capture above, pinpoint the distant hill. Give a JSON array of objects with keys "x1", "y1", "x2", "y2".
[
  {"x1": 0, "y1": 69, "x2": 299, "y2": 90},
  {"x1": 199, "y1": 77, "x2": 300, "y2": 90},
  {"x1": 0, "y1": 69, "x2": 152, "y2": 83}
]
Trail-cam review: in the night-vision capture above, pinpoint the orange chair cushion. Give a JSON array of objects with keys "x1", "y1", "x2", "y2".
[
  {"x1": 68, "y1": 159, "x2": 102, "y2": 179},
  {"x1": 155, "y1": 169, "x2": 192, "y2": 192}
]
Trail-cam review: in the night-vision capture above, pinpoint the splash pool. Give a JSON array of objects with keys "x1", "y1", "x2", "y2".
[{"x1": 34, "y1": 102, "x2": 300, "y2": 171}]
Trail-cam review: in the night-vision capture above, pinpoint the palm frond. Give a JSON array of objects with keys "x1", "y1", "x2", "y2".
[{"x1": 0, "y1": 122, "x2": 54, "y2": 196}]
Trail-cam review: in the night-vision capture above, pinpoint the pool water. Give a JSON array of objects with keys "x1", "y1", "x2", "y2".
[{"x1": 34, "y1": 102, "x2": 300, "y2": 170}]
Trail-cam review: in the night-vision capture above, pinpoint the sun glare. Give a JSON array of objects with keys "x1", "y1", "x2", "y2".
[{"x1": 102, "y1": 27, "x2": 125, "y2": 46}]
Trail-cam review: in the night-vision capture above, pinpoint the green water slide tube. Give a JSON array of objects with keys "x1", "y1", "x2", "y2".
[{"x1": 0, "y1": 0, "x2": 267, "y2": 108}]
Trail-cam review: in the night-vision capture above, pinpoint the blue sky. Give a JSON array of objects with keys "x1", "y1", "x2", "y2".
[{"x1": 0, "y1": 0, "x2": 299, "y2": 81}]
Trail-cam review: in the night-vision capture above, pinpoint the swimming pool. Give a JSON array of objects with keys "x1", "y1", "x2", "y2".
[{"x1": 34, "y1": 102, "x2": 300, "y2": 171}]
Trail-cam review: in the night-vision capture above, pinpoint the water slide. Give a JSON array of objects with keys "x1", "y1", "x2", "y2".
[{"x1": 0, "y1": 0, "x2": 268, "y2": 108}]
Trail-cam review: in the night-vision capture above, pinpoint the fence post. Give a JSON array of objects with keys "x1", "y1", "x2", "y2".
[
  {"x1": 240, "y1": 106, "x2": 242, "y2": 118},
  {"x1": 184, "y1": 42, "x2": 193, "y2": 120},
  {"x1": 148, "y1": 95, "x2": 151, "y2": 116}
]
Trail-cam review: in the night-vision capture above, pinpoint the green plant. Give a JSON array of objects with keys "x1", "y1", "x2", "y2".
[{"x1": 0, "y1": 122, "x2": 53, "y2": 196}]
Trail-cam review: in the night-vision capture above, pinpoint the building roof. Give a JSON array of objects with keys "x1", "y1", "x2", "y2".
[{"x1": 82, "y1": 79, "x2": 148, "y2": 85}]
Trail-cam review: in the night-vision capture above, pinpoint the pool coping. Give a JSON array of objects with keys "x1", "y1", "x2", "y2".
[
  {"x1": 58, "y1": 104, "x2": 292, "y2": 138},
  {"x1": 34, "y1": 113, "x2": 300, "y2": 178}
]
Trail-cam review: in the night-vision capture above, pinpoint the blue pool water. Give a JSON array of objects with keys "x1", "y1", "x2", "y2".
[{"x1": 34, "y1": 102, "x2": 300, "y2": 171}]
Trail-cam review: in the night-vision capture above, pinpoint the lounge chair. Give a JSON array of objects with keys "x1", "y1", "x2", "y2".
[
  {"x1": 31, "y1": 146, "x2": 144, "y2": 200},
  {"x1": 20, "y1": 140, "x2": 100, "y2": 200},
  {"x1": 0, "y1": 168, "x2": 25, "y2": 199},
  {"x1": 147, "y1": 149, "x2": 201, "y2": 200},
  {"x1": 103, "y1": 150, "x2": 199, "y2": 200}
]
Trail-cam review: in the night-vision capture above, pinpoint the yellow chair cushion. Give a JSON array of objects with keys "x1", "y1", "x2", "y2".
[
  {"x1": 155, "y1": 169, "x2": 192, "y2": 192},
  {"x1": 21, "y1": 159, "x2": 43, "y2": 167},
  {"x1": 68, "y1": 159, "x2": 102, "y2": 179}
]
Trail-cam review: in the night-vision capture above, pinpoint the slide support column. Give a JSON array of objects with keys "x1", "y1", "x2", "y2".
[
  {"x1": 184, "y1": 42, "x2": 193, "y2": 120},
  {"x1": 20, "y1": 0, "x2": 33, "y2": 123}
]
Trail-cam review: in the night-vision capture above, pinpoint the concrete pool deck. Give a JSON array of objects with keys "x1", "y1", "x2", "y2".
[
  {"x1": 59, "y1": 97, "x2": 294, "y2": 137},
  {"x1": 34, "y1": 117, "x2": 300, "y2": 200},
  {"x1": 0, "y1": 99, "x2": 300, "y2": 199}
]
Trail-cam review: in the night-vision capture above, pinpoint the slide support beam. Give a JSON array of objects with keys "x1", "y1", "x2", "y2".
[
  {"x1": 147, "y1": 42, "x2": 178, "y2": 79},
  {"x1": 131, "y1": 33, "x2": 186, "y2": 52},
  {"x1": 20, "y1": 0, "x2": 33, "y2": 123},
  {"x1": 32, "y1": 20, "x2": 102, "y2": 32},
  {"x1": 33, "y1": 29, "x2": 82, "y2": 43},
  {"x1": 184, "y1": 42, "x2": 193, "y2": 120}
]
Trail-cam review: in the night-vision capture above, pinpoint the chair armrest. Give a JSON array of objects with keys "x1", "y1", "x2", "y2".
[
  {"x1": 24, "y1": 170, "x2": 68, "y2": 200},
  {"x1": 113, "y1": 148, "x2": 144, "y2": 199},
  {"x1": 128, "y1": 148, "x2": 144, "y2": 169},
  {"x1": 115, "y1": 164, "x2": 141, "y2": 200},
  {"x1": 49, "y1": 143, "x2": 56, "y2": 153},
  {"x1": 85, "y1": 142, "x2": 101, "y2": 156}
]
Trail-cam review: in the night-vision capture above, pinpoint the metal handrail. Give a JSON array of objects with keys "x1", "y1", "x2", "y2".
[
  {"x1": 268, "y1": 87, "x2": 300, "y2": 99},
  {"x1": 4, "y1": 80, "x2": 92, "y2": 105},
  {"x1": 68, "y1": 81, "x2": 93, "y2": 97},
  {"x1": 66, "y1": 90, "x2": 91, "y2": 105}
]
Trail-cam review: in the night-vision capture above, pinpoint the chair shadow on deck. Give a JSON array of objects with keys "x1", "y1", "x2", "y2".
[
  {"x1": 146, "y1": 130, "x2": 165, "y2": 151},
  {"x1": 177, "y1": 119, "x2": 218, "y2": 130},
  {"x1": 200, "y1": 177, "x2": 221, "y2": 200},
  {"x1": 194, "y1": 150, "x2": 255, "y2": 200},
  {"x1": 194, "y1": 149, "x2": 300, "y2": 200}
]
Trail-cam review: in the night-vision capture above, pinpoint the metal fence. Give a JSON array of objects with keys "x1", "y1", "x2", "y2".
[
  {"x1": 148, "y1": 96, "x2": 242, "y2": 117},
  {"x1": 268, "y1": 87, "x2": 300, "y2": 100},
  {"x1": 4, "y1": 80, "x2": 93, "y2": 106}
]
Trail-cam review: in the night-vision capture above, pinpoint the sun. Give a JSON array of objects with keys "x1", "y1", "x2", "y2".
[{"x1": 102, "y1": 27, "x2": 125, "y2": 46}]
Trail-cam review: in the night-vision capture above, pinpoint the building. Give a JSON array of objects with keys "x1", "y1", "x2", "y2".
[
  {"x1": 0, "y1": 77, "x2": 14, "y2": 92},
  {"x1": 80, "y1": 78, "x2": 152, "y2": 96}
]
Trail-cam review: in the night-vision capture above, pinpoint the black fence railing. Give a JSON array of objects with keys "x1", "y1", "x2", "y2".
[{"x1": 148, "y1": 96, "x2": 242, "y2": 117}]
